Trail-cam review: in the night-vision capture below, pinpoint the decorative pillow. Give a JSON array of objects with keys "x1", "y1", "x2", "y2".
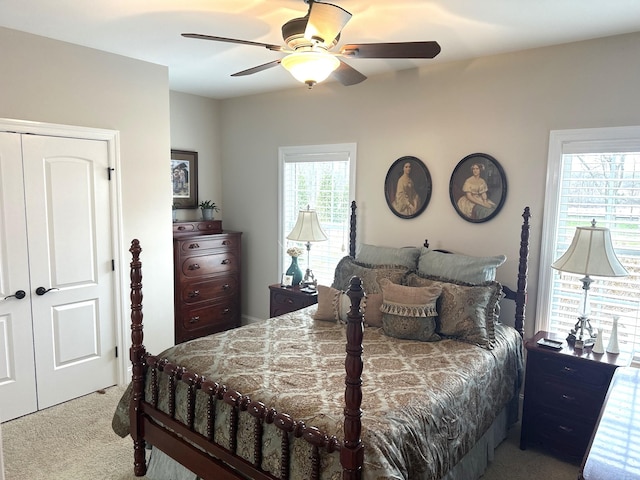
[
  {"x1": 313, "y1": 285, "x2": 351, "y2": 323},
  {"x1": 405, "y1": 273, "x2": 502, "y2": 349},
  {"x1": 379, "y1": 278, "x2": 442, "y2": 342},
  {"x1": 331, "y1": 257, "x2": 410, "y2": 327},
  {"x1": 355, "y1": 243, "x2": 420, "y2": 269},
  {"x1": 417, "y1": 248, "x2": 506, "y2": 284}
]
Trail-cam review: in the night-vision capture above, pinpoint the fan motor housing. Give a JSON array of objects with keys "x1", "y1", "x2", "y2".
[{"x1": 282, "y1": 15, "x2": 339, "y2": 50}]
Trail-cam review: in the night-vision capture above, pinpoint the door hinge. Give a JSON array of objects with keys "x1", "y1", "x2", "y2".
[
  {"x1": 115, "y1": 346, "x2": 118, "y2": 358},
  {"x1": 107, "y1": 167, "x2": 115, "y2": 180},
  {"x1": 112, "y1": 259, "x2": 115, "y2": 271}
]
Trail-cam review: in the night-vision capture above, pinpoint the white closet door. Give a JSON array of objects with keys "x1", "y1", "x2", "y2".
[
  {"x1": 22, "y1": 135, "x2": 118, "y2": 410},
  {"x1": 0, "y1": 132, "x2": 37, "y2": 421}
]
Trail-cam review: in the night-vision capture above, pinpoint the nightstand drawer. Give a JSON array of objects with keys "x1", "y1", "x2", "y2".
[
  {"x1": 530, "y1": 376, "x2": 607, "y2": 419},
  {"x1": 269, "y1": 284, "x2": 318, "y2": 317},
  {"x1": 533, "y1": 354, "x2": 611, "y2": 389},
  {"x1": 528, "y1": 410, "x2": 593, "y2": 459}
]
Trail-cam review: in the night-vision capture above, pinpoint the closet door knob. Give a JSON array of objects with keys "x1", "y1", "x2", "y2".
[
  {"x1": 36, "y1": 287, "x2": 59, "y2": 296},
  {"x1": 3, "y1": 290, "x2": 26, "y2": 300}
]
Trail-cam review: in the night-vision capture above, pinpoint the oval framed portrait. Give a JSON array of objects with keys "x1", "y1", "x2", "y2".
[
  {"x1": 385, "y1": 156, "x2": 432, "y2": 219},
  {"x1": 449, "y1": 153, "x2": 507, "y2": 223}
]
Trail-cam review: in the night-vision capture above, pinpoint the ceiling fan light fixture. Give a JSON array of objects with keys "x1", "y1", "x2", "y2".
[{"x1": 281, "y1": 51, "x2": 340, "y2": 88}]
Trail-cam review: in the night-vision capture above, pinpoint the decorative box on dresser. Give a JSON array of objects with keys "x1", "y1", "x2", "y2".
[
  {"x1": 269, "y1": 284, "x2": 317, "y2": 318},
  {"x1": 173, "y1": 221, "x2": 242, "y2": 344},
  {"x1": 520, "y1": 330, "x2": 629, "y2": 461}
]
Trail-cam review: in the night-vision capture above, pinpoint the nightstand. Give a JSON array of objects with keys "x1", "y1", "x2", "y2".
[
  {"x1": 269, "y1": 284, "x2": 318, "y2": 318},
  {"x1": 520, "y1": 330, "x2": 629, "y2": 461}
]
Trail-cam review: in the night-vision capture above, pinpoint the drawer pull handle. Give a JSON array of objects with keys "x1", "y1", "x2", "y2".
[
  {"x1": 188, "y1": 263, "x2": 200, "y2": 270},
  {"x1": 178, "y1": 226, "x2": 186, "y2": 231},
  {"x1": 188, "y1": 290, "x2": 200, "y2": 298},
  {"x1": 189, "y1": 243, "x2": 200, "y2": 249},
  {"x1": 222, "y1": 240, "x2": 231, "y2": 245},
  {"x1": 222, "y1": 284, "x2": 230, "y2": 290},
  {"x1": 189, "y1": 316, "x2": 200, "y2": 324},
  {"x1": 221, "y1": 259, "x2": 230, "y2": 265},
  {"x1": 286, "y1": 298, "x2": 294, "y2": 305},
  {"x1": 561, "y1": 366, "x2": 577, "y2": 375},
  {"x1": 222, "y1": 308, "x2": 230, "y2": 315},
  {"x1": 558, "y1": 425, "x2": 573, "y2": 434},
  {"x1": 561, "y1": 394, "x2": 576, "y2": 403}
]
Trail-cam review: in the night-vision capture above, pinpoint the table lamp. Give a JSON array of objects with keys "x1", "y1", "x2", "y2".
[
  {"x1": 551, "y1": 220, "x2": 627, "y2": 349},
  {"x1": 286, "y1": 206, "x2": 327, "y2": 290}
]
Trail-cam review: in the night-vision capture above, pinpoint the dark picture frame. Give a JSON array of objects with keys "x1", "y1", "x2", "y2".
[
  {"x1": 385, "y1": 156, "x2": 432, "y2": 219},
  {"x1": 449, "y1": 153, "x2": 507, "y2": 223},
  {"x1": 171, "y1": 149, "x2": 198, "y2": 209}
]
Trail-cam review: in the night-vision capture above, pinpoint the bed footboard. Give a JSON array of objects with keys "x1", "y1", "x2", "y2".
[{"x1": 128, "y1": 240, "x2": 366, "y2": 480}]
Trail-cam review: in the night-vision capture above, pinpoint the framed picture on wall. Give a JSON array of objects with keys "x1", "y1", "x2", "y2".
[
  {"x1": 384, "y1": 156, "x2": 432, "y2": 219},
  {"x1": 171, "y1": 149, "x2": 198, "y2": 209},
  {"x1": 449, "y1": 153, "x2": 507, "y2": 223}
]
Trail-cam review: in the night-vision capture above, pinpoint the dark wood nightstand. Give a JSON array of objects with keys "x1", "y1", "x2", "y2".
[
  {"x1": 520, "y1": 330, "x2": 629, "y2": 461},
  {"x1": 269, "y1": 284, "x2": 318, "y2": 318}
]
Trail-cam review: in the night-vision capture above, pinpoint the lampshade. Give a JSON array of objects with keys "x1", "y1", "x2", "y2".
[
  {"x1": 287, "y1": 208, "x2": 328, "y2": 243},
  {"x1": 281, "y1": 51, "x2": 340, "y2": 87},
  {"x1": 551, "y1": 222, "x2": 627, "y2": 277}
]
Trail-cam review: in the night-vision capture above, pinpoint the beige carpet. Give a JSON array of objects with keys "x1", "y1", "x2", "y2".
[{"x1": 2, "y1": 385, "x2": 579, "y2": 480}]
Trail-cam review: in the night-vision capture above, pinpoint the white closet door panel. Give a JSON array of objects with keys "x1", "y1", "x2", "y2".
[
  {"x1": 22, "y1": 135, "x2": 117, "y2": 410},
  {"x1": 0, "y1": 132, "x2": 37, "y2": 422}
]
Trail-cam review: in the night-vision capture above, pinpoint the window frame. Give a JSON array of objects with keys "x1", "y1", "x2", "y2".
[
  {"x1": 537, "y1": 126, "x2": 640, "y2": 333},
  {"x1": 278, "y1": 143, "x2": 357, "y2": 284}
]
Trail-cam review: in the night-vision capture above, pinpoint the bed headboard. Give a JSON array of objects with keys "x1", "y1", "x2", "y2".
[{"x1": 346, "y1": 201, "x2": 530, "y2": 336}]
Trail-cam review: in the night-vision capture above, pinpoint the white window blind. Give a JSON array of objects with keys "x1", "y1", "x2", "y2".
[
  {"x1": 279, "y1": 144, "x2": 356, "y2": 286},
  {"x1": 539, "y1": 127, "x2": 640, "y2": 353}
]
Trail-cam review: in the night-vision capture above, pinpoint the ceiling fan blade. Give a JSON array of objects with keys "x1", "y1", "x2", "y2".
[
  {"x1": 332, "y1": 60, "x2": 367, "y2": 86},
  {"x1": 182, "y1": 33, "x2": 285, "y2": 52},
  {"x1": 340, "y1": 41, "x2": 441, "y2": 59},
  {"x1": 305, "y1": 1, "x2": 352, "y2": 46},
  {"x1": 230, "y1": 60, "x2": 282, "y2": 77}
]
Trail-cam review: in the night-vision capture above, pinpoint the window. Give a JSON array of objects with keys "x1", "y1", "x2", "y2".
[
  {"x1": 538, "y1": 127, "x2": 640, "y2": 352},
  {"x1": 279, "y1": 143, "x2": 356, "y2": 286}
]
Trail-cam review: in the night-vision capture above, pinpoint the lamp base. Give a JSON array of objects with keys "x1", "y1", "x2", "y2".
[{"x1": 567, "y1": 314, "x2": 596, "y2": 350}]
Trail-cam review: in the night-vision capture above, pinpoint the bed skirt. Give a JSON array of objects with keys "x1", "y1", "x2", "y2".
[{"x1": 140, "y1": 400, "x2": 515, "y2": 480}]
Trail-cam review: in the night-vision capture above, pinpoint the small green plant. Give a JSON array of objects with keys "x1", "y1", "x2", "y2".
[{"x1": 198, "y1": 200, "x2": 220, "y2": 212}]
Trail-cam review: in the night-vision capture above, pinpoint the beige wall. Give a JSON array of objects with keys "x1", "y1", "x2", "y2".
[
  {"x1": 169, "y1": 91, "x2": 223, "y2": 223},
  {"x1": 0, "y1": 26, "x2": 175, "y2": 355},
  {"x1": 220, "y1": 31, "x2": 640, "y2": 338}
]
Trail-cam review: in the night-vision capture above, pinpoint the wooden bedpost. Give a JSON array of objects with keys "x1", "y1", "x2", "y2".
[
  {"x1": 342, "y1": 276, "x2": 365, "y2": 480},
  {"x1": 514, "y1": 207, "x2": 531, "y2": 337},
  {"x1": 129, "y1": 239, "x2": 148, "y2": 476},
  {"x1": 349, "y1": 201, "x2": 357, "y2": 258}
]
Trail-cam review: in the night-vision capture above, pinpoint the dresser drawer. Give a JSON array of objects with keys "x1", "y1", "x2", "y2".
[
  {"x1": 529, "y1": 375, "x2": 608, "y2": 419},
  {"x1": 179, "y1": 275, "x2": 238, "y2": 305},
  {"x1": 180, "y1": 252, "x2": 239, "y2": 278},
  {"x1": 177, "y1": 235, "x2": 238, "y2": 253},
  {"x1": 173, "y1": 220, "x2": 222, "y2": 236},
  {"x1": 178, "y1": 302, "x2": 239, "y2": 340}
]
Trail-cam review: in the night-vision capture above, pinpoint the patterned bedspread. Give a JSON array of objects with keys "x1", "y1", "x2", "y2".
[{"x1": 113, "y1": 306, "x2": 523, "y2": 480}]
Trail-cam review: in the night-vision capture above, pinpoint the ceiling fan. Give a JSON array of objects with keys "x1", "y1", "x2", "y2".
[{"x1": 182, "y1": 0, "x2": 441, "y2": 88}]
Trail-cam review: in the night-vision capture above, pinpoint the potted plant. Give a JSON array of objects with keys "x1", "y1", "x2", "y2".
[{"x1": 198, "y1": 200, "x2": 220, "y2": 221}]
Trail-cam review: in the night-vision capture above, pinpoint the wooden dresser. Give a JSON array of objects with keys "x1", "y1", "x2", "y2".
[
  {"x1": 173, "y1": 221, "x2": 241, "y2": 344},
  {"x1": 520, "y1": 330, "x2": 629, "y2": 461}
]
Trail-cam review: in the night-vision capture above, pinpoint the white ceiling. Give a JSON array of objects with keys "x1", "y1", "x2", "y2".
[{"x1": 2, "y1": 0, "x2": 640, "y2": 99}]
